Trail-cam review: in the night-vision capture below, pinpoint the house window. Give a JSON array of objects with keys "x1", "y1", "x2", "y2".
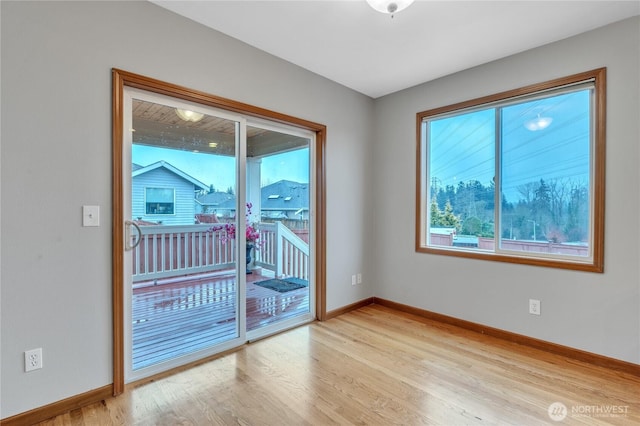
[
  {"x1": 416, "y1": 69, "x2": 605, "y2": 272},
  {"x1": 145, "y1": 187, "x2": 175, "y2": 215}
]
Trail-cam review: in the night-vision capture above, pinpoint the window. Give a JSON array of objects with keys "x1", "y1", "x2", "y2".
[
  {"x1": 145, "y1": 187, "x2": 175, "y2": 215},
  {"x1": 416, "y1": 69, "x2": 605, "y2": 272}
]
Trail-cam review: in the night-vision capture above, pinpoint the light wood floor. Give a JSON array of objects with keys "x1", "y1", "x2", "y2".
[{"x1": 37, "y1": 305, "x2": 639, "y2": 425}]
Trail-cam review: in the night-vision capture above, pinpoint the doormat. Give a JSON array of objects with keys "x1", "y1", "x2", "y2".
[{"x1": 254, "y1": 277, "x2": 308, "y2": 293}]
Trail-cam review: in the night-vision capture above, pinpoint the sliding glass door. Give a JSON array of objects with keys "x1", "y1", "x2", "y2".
[
  {"x1": 123, "y1": 88, "x2": 246, "y2": 381},
  {"x1": 121, "y1": 87, "x2": 315, "y2": 382},
  {"x1": 245, "y1": 122, "x2": 315, "y2": 340}
]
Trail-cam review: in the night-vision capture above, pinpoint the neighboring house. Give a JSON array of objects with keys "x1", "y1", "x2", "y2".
[
  {"x1": 261, "y1": 180, "x2": 309, "y2": 220},
  {"x1": 196, "y1": 180, "x2": 309, "y2": 221},
  {"x1": 195, "y1": 191, "x2": 236, "y2": 215},
  {"x1": 132, "y1": 161, "x2": 209, "y2": 225}
]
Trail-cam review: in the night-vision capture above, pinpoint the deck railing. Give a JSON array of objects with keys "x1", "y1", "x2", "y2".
[
  {"x1": 255, "y1": 222, "x2": 309, "y2": 280},
  {"x1": 131, "y1": 222, "x2": 309, "y2": 283}
]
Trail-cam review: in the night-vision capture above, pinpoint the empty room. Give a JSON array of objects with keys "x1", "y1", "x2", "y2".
[{"x1": 1, "y1": 1, "x2": 639, "y2": 424}]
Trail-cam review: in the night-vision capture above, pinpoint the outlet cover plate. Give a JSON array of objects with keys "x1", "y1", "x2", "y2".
[
  {"x1": 25, "y1": 348, "x2": 43, "y2": 372},
  {"x1": 529, "y1": 299, "x2": 541, "y2": 316},
  {"x1": 82, "y1": 205, "x2": 100, "y2": 227}
]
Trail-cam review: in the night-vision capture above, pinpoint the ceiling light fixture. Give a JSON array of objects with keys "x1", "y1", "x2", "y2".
[
  {"x1": 366, "y1": 0, "x2": 415, "y2": 16},
  {"x1": 524, "y1": 114, "x2": 553, "y2": 131},
  {"x1": 175, "y1": 109, "x2": 205, "y2": 123}
]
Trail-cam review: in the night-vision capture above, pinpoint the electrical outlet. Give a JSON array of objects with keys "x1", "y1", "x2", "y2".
[
  {"x1": 25, "y1": 348, "x2": 43, "y2": 372},
  {"x1": 529, "y1": 299, "x2": 541, "y2": 316},
  {"x1": 357, "y1": 273, "x2": 362, "y2": 284},
  {"x1": 351, "y1": 274, "x2": 356, "y2": 286}
]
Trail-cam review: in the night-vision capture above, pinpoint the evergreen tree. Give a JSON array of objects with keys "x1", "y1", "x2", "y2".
[
  {"x1": 430, "y1": 196, "x2": 442, "y2": 226},
  {"x1": 441, "y1": 200, "x2": 460, "y2": 230}
]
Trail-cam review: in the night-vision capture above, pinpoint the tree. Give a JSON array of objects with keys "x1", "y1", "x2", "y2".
[
  {"x1": 532, "y1": 179, "x2": 552, "y2": 238},
  {"x1": 462, "y1": 216, "x2": 481, "y2": 235},
  {"x1": 441, "y1": 201, "x2": 460, "y2": 230},
  {"x1": 430, "y1": 196, "x2": 442, "y2": 226},
  {"x1": 445, "y1": 185, "x2": 457, "y2": 211},
  {"x1": 533, "y1": 179, "x2": 551, "y2": 214},
  {"x1": 565, "y1": 182, "x2": 589, "y2": 241},
  {"x1": 432, "y1": 174, "x2": 590, "y2": 243},
  {"x1": 516, "y1": 182, "x2": 537, "y2": 205},
  {"x1": 430, "y1": 197, "x2": 460, "y2": 230},
  {"x1": 226, "y1": 186, "x2": 235, "y2": 195},
  {"x1": 548, "y1": 178, "x2": 568, "y2": 225}
]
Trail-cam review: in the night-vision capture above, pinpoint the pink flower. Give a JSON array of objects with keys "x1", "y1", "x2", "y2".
[{"x1": 208, "y1": 203, "x2": 261, "y2": 246}]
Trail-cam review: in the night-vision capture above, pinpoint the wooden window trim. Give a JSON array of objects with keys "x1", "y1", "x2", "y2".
[{"x1": 415, "y1": 68, "x2": 606, "y2": 273}]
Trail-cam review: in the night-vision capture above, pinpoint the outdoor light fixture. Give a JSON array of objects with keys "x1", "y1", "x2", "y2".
[
  {"x1": 175, "y1": 108, "x2": 205, "y2": 123},
  {"x1": 366, "y1": 0, "x2": 415, "y2": 16},
  {"x1": 524, "y1": 114, "x2": 553, "y2": 131}
]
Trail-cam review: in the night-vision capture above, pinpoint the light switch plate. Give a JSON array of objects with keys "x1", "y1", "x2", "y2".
[{"x1": 83, "y1": 205, "x2": 100, "y2": 227}]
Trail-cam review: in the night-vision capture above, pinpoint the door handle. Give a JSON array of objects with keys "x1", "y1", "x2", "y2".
[{"x1": 125, "y1": 220, "x2": 142, "y2": 251}]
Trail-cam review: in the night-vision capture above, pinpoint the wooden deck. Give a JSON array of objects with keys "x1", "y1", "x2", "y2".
[{"x1": 132, "y1": 269, "x2": 309, "y2": 370}]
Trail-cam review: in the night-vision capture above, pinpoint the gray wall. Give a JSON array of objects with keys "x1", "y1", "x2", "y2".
[
  {"x1": 0, "y1": 1, "x2": 374, "y2": 418},
  {"x1": 372, "y1": 17, "x2": 640, "y2": 365}
]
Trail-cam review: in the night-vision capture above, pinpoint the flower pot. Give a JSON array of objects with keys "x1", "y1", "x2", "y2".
[{"x1": 246, "y1": 244, "x2": 253, "y2": 274}]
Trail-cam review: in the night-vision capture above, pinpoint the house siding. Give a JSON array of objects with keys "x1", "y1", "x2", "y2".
[{"x1": 133, "y1": 167, "x2": 198, "y2": 225}]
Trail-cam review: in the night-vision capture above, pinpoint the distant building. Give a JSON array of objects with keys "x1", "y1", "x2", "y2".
[
  {"x1": 195, "y1": 191, "x2": 236, "y2": 215},
  {"x1": 195, "y1": 179, "x2": 309, "y2": 221},
  {"x1": 261, "y1": 180, "x2": 309, "y2": 220}
]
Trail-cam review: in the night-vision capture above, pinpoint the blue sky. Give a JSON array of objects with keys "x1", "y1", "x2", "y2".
[
  {"x1": 132, "y1": 145, "x2": 309, "y2": 191},
  {"x1": 428, "y1": 89, "x2": 591, "y2": 203}
]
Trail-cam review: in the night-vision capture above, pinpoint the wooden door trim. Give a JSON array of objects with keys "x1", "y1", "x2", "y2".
[{"x1": 112, "y1": 68, "x2": 327, "y2": 395}]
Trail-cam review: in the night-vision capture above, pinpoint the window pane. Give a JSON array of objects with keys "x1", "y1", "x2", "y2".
[
  {"x1": 500, "y1": 90, "x2": 591, "y2": 257},
  {"x1": 146, "y1": 188, "x2": 174, "y2": 202},
  {"x1": 145, "y1": 188, "x2": 175, "y2": 215},
  {"x1": 427, "y1": 109, "x2": 495, "y2": 250}
]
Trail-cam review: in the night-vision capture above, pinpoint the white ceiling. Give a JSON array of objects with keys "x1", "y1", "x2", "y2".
[{"x1": 151, "y1": 1, "x2": 640, "y2": 99}]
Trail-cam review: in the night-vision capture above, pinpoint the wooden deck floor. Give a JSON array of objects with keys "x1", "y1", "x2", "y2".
[{"x1": 132, "y1": 270, "x2": 309, "y2": 370}]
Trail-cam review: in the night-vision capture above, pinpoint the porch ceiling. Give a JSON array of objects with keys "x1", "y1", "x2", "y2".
[{"x1": 132, "y1": 99, "x2": 308, "y2": 157}]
